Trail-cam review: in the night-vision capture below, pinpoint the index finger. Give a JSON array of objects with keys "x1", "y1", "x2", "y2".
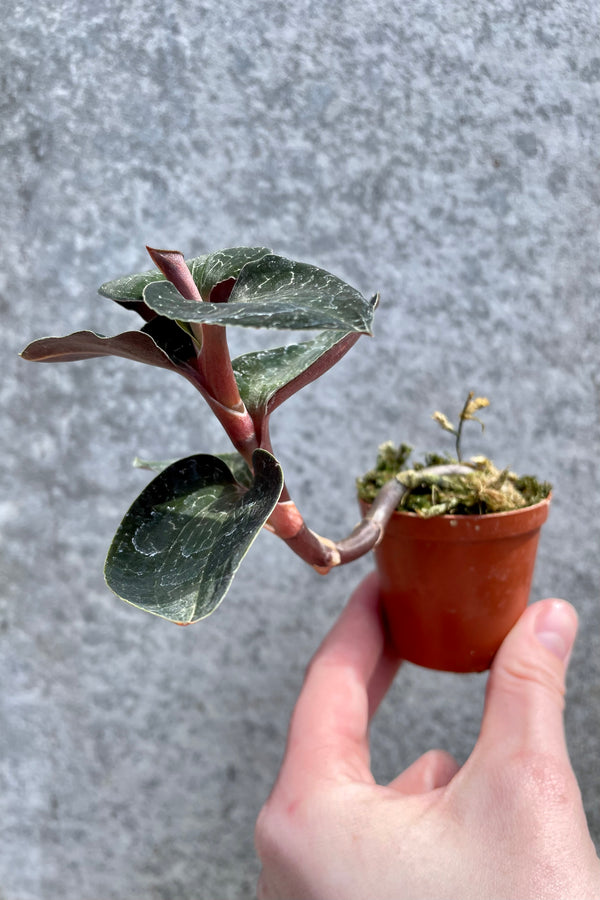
[{"x1": 277, "y1": 572, "x2": 400, "y2": 789}]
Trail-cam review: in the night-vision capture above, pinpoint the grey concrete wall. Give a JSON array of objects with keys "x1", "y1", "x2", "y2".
[{"x1": 2, "y1": 1, "x2": 599, "y2": 897}]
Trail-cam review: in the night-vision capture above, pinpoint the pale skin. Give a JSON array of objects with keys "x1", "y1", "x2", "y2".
[{"x1": 255, "y1": 573, "x2": 600, "y2": 900}]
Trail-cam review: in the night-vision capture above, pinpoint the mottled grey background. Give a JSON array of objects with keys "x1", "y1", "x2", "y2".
[{"x1": 2, "y1": 1, "x2": 599, "y2": 897}]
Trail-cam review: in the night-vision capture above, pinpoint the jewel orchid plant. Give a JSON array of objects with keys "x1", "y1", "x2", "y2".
[
  {"x1": 23, "y1": 246, "x2": 550, "y2": 625},
  {"x1": 23, "y1": 246, "x2": 418, "y2": 624}
]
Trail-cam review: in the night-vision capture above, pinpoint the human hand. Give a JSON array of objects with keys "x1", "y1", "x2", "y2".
[{"x1": 255, "y1": 573, "x2": 600, "y2": 899}]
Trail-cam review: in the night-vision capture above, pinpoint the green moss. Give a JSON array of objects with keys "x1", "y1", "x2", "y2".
[
  {"x1": 416, "y1": 452, "x2": 454, "y2": 469},
  {"x1": 513, "y1": 474, "x2": 553, "y2": 507},
  {"x1": 357, "y1": 443, "x2": 551, "y2": 517},
  {"x1": 356, "y1": 442, "x2": 413, "y2": 502}
]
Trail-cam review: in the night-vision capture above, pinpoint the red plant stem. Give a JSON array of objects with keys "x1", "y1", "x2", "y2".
[
  {"x1": 265, "y1": 500, "x2": 306, "y2": 539},
  {"x1": 146, "y1": 246, "x2": 244, "y2": 412},
  {"x1": 146, "y1": 247, "x2": 202, "y2": 302},
  {"x1": 199, "y1": 324, "x2": 245, "y2": 412},
  {"x1": 203, "y1": 393, "x2": 259, "y2": 465},
  {"x1": 254, "y1": 414, "x2": 292, "y2": 502},
  {"x1": 272, "y1": 464, "x2": 475, "y2": 572},
  {"x1": 279, "y1": 477, "x2": 407, "y2": 571}
]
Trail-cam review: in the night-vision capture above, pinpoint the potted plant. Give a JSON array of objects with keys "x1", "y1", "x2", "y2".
[
  {"x1": 21, "y1": 245, "x2": 550, "y2": 672},
  {"x1": 357, "y1": 396, "x2": 551, "y2": 671}
]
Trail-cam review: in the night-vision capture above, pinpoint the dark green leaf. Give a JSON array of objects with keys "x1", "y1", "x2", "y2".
[
  {"x1": 104, "y1": 449, "x2": 283, "y2": 624},
  {"x1": 233, "y1": 330, "x2": 361, "y2": 415},
  {"x1": 211, "y1": 452, "x2": 254, "y2": 489},
  {"x1": 194, "y1": 247, "x2": 272, "y2": 299},
  {"x1": 98, "y1": 255, "x2": 208, "y2": 303},
  {"x1": 133, "y1": 451, "x2": 253, "y2": 489},
  {"x1": 143, "y1": 254, "x2": 375, "y2": 334},
  {"x1": 98, "y1": 248, "x2": 270, "y2": 310},
  {"x1": 141, "y1": 318, "x2": 197, "y2": 367}
]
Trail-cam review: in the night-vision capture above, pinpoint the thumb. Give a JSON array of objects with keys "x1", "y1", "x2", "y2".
[{"x1": 475, "y1": 598, "x2": 578, "y2": 761}]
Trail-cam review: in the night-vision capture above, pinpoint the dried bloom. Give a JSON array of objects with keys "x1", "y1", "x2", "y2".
[
  {"x1": 463, "y1": 395, "x2": 490, "y2": 420},
  {"x1": 432, "y1": 411, "x2": 456, "y2": 433}
]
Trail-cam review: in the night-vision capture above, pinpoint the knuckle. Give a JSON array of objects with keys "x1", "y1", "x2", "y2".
[
  {"x1": 509, "y1": 748, "x2": 576, "y2": 811},
  {"x1": 255, "y1": 793, "x2": 330, "y2": 898},
  {"x1": 256, "y1": 785, "x2": 340, "y2": 864},
  {"x1": 254, "y1": 801, "x2": 280, "y2": 863},
  {"x1": 300, "y1": 649, "x2": 329, "y2": 691},
  {"x1": 491, "y1": 650, "x2": 566, "y2": 704},
  {"x1": 304, "y1": 648, "x2": 351, "y2": 682},
  {"x1": 254, "y1": 795, "x2": 311, "y2": 866},
  {"x1": 474, "y1": 748, "x2": 581, "y2": 855}
]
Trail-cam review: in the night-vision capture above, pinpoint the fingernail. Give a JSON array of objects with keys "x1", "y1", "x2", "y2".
[{"x1": 534, "y1": 600, "x2": 578, "y2": 662}]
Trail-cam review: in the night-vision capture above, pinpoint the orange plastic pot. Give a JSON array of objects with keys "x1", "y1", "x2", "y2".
[{"x1": 363, "y1": 496, "x2": 551, "y2": 673}]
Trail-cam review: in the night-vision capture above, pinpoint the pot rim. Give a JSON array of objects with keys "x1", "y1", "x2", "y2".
[{"x1": 360, "y1": 493, "x2": 551, "y2": 542}]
